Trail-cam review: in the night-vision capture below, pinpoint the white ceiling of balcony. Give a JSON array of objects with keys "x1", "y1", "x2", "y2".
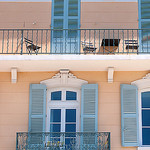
[{"x1": 0, "y1": 55, "x2": 150, "y2": 72}]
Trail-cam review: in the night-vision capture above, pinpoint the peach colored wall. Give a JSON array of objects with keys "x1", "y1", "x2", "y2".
[
  {"x1": 0, "y1": 2, "x2": 51, "y2": 29},
  {"x1": 81, "y1": 2, "x2": 138, "y2": 29},
  {"x1": 0, "y1": 2, "x2": 138, "y2": 29},
  {"x1": 0, "y1": 71, "x2": 149, "y2": 150}
]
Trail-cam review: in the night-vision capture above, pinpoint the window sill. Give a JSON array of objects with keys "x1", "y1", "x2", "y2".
[{"x1": 138, "y1": 147, "x2": 150, "y2": 150}]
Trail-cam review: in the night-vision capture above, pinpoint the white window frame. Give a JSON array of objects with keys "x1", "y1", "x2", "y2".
[
  {"x1": 132, "y1": 74, "x2": 150, "y2": 150},
  {"x1": 138, "y1": 88, "x2": 150, "y2": 148},
  {"x1": 46, "y1": 87, "x2": 81, "y2": 133}
]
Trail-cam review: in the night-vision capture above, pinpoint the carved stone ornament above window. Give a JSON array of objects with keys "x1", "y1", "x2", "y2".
[
  {"x1": 40, "y1": 69, "x2": 88, "y2": 89},
  {"x1": 132, "y1": 73, "x2": 150, "y2": 90}
]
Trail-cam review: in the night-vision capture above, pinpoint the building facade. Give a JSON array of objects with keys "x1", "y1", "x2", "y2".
[{"x1": 0, "y1": 0, "x2": 150, "y2": 150}]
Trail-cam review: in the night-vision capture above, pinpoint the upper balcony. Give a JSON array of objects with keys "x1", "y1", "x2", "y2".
[
  {"x1": 0, "y1": 29, "x2": 150, "y2": 55},
  {"x1": 1, "y1": 28, "x2": 150, "y2": 72}
]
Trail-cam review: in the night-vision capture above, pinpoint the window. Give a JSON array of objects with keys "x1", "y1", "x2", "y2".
[
  {"x1": 46, "y1": 88, "x2": 80, "y2": 133},
  {"x1": 131, "y1": 75, "x2": 150, "y2": 148},
  {"x1": 141, "y1": 92, "x2": 150, "y2": 145}
]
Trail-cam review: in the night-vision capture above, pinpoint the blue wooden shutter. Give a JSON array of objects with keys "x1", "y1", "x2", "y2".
[
  {"x1": 139, "y1": 0, "x2": 150, "y2": 52},
  {"x1": 29, "y1": 84, "x2": 46, "y2": 133},
  {"x1": 81, "y1": 84, "x2": 98, "y2": 132},
  {"x1": 51, "y1": 0, "x2": 80, "y2": 54},
  {"x1": 121, "y1": 84, "x2": 139, "y2": 147}
]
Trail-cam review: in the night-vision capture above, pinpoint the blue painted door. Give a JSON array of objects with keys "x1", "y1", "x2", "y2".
[
  {"x1": 139, "y1": 0, "x2": 150, "y2": 53},
  {"x1": 51, "y1": 0, "x2": 80, "y2": 54}
]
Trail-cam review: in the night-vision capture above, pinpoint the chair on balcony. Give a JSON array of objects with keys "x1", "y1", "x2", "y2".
[
  {"x1": 101, "y1": 39, "x2": 120, "y2": 54},
  {"x1": 15, "y1": 37, "x2": 41, "y2": 54},
  {"x1": 24, "y1": 38, "x2": 41, "y2": 54},
  {"x1": 125, "y1": 40, "x2": 139, "y2": 54},
  {"x1": 81, "y1": 41, "x2": 97, "y2": 54}
]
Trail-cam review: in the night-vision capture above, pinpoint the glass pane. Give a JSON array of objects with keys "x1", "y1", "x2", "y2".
[
  {"x1": 50, "y1": 124, "x2": 61, "y2": 132},
  {"x1": 142, "y1": 110, "x2": 150, "y2": 126},
  {"x1": 65, "y1": 124, "x2": 76, "y2": 132},
  {"x1": 68, "y1": 19, "x2": 78, "y2": 38},
  {"x1": 66, "y1": 109, "x2": 76, "y2": 122},
  {"x1": 141, "y1": 0, "x2": 150, "y2": 19},
  {"x1": 54, "y1": 0, "x2": 64, "y2": 16},
  {"x1": 65, "y1": 138, "x2": 76, "y2": 145},
  {"x1": 51, "y1": 91, "x2": 61, "y2": 100},
  {"x1": 50, "y1": 109, "x2": 61, "y2": 122},
  {"x1": 141, "y1": 22, "x2": 150, "y2": 52},
  {"x1": 142, "y1": 128, "x2": 150, "y2": 145},
  {"x1": 54, "y1": 19, "x2": 63, "y2": 38},
  {"x1": 142, "y1": 92, "x2": 150, "y2": 108},
  {"x1": 66, "y1": 91, "x2": 77, "y2": 100},
  {"x1": 68, "y1": 0, "x2": 78, "y2": 16}
]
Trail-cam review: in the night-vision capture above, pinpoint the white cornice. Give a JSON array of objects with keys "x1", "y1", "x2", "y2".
[
  {"x1": 132, "y1": 73, "x2": 150, "y2": 90},
  {"x1": 40, "y1": 69, "x2": 88, "y2": 89}
]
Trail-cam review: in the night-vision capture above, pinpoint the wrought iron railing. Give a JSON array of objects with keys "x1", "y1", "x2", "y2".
[
  {"x1": 16, "y1": 132, "x2": 110, "y2": 150},
  {"x1": 0, "y1": 29, "x2": 150, "y2": 55}
]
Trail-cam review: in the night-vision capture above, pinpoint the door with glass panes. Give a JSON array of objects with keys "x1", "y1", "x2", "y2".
[
  {"x1": 139, "y1": 0, "x2": 150, "y2": 52},
  {"x1": 51, "y1": 0, "x2": 80, "y2": 54},
  {"x1": 47, "y1": 89, "x2": 80, "y2": 147}
]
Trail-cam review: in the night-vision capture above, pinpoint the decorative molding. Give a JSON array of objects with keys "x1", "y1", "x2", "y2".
[
  {"x1": 143, "y1": 73, "x2": 150, "y2": 79},
  {"x1": 40, "y1": 69, "x2": 88, "y2": 89},
  {"x1": 52, "y1": 69, "x2": 77, "y2": 79},
  {"x1": 11, "y1": 68, "x2": 17, "y2": 83},
  {"x1": 108, "y1": 67, "x2": 114, "y2": 83},
  {"x1": 138, "y1": 147, "x2": 150, "y2": 150},
  {"x1": 132, "y1": 73, "x2": 150, "y2": 90}
]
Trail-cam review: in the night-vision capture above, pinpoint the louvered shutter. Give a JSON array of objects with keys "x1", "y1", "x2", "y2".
[
  {"x1": 51, "y1": 0, "x2": 80, "y2": 54},
  {"x1": 28, "y1": 84, "x2": 46, "y2": 133},
  {"x1": 81, "y1": 84, "x2": 98, "y2": 133},
  {"x1": 121, "y1": 84, "x2": 139, "y2": 147},
  {"x1": 139, "y1": 0, "x2": 150, "y2": 52}
]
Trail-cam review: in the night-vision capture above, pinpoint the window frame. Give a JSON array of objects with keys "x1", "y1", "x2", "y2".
[
  {"x1": 132, "y1": 75, "x2": 150, "y2": 149},
  {"x1": 46, "y1": 87, "x2": 80, "y2": 133},
  {"x1": 139, "y1": 88, "x2": 150, "y2": 147}
]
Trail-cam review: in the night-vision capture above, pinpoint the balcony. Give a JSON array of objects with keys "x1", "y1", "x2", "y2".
[
  {"x1": 16, "y1": 132, "x2": 110, "y2": 150},
  {"x1": 0, "y1": 29, "x2": 150, "y2": 55}
]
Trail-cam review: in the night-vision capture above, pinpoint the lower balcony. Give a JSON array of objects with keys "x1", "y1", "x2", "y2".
[{"x1": 16, "y1": 132, "x2": 110, "y2": 150}]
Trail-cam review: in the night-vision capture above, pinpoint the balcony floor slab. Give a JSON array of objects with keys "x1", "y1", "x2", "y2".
[{"x1": 0, "y1": 55, "x2": 150, "y2": 72}]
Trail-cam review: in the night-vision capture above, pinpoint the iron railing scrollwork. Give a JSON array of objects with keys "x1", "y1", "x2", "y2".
[{"x1": 16, "y1": 132, "x2": 110, "y2": 150}]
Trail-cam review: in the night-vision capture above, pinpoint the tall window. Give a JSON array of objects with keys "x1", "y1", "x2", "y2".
[
  {"x1": 51, "y1": 0, "x2": 80, "y2": 54},
  {"x1": 46, "y1": 88, "x2": 80, "y2": 147},
  {"x1": 141, "y1": 91, "x2": 150, "y2": 145},
  {"x1": 47, "y1": 88, "x2": 80, "y2": 133}
]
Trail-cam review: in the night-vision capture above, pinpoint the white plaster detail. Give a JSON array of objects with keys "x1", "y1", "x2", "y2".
[
  {"x1": 40, "y1": 69, "x2": 88, "y2": 88},
  {"x1": 137, "y1": 147, "x2": 150, "y2": 150},
  {"x1": 132, "y1": 73, "x2": 150, "y2": 148},
  {"x1": 108, "y1": 67, "x2": 114, "y2": 83},
  {"x1": 143, "y1": 73, "x2": 150, "y2": 79},
  {"x1": 132, "y1": 73, "x2": 150, "y2": 90},
  {"x1": 1, "y1": 55, "x2": 150, "y2": 72},
  {"x1": 11, "y1": 68, "x2": 17, "y2": 83}
]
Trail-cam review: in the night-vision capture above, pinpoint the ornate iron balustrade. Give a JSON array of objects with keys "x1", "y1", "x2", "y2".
[
  {"x1": 16, "y1": 132, "x2": 110, "y2": 150},
  {"x1": 0, "y1": 29, "x2": 150, "y2": 55}
]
